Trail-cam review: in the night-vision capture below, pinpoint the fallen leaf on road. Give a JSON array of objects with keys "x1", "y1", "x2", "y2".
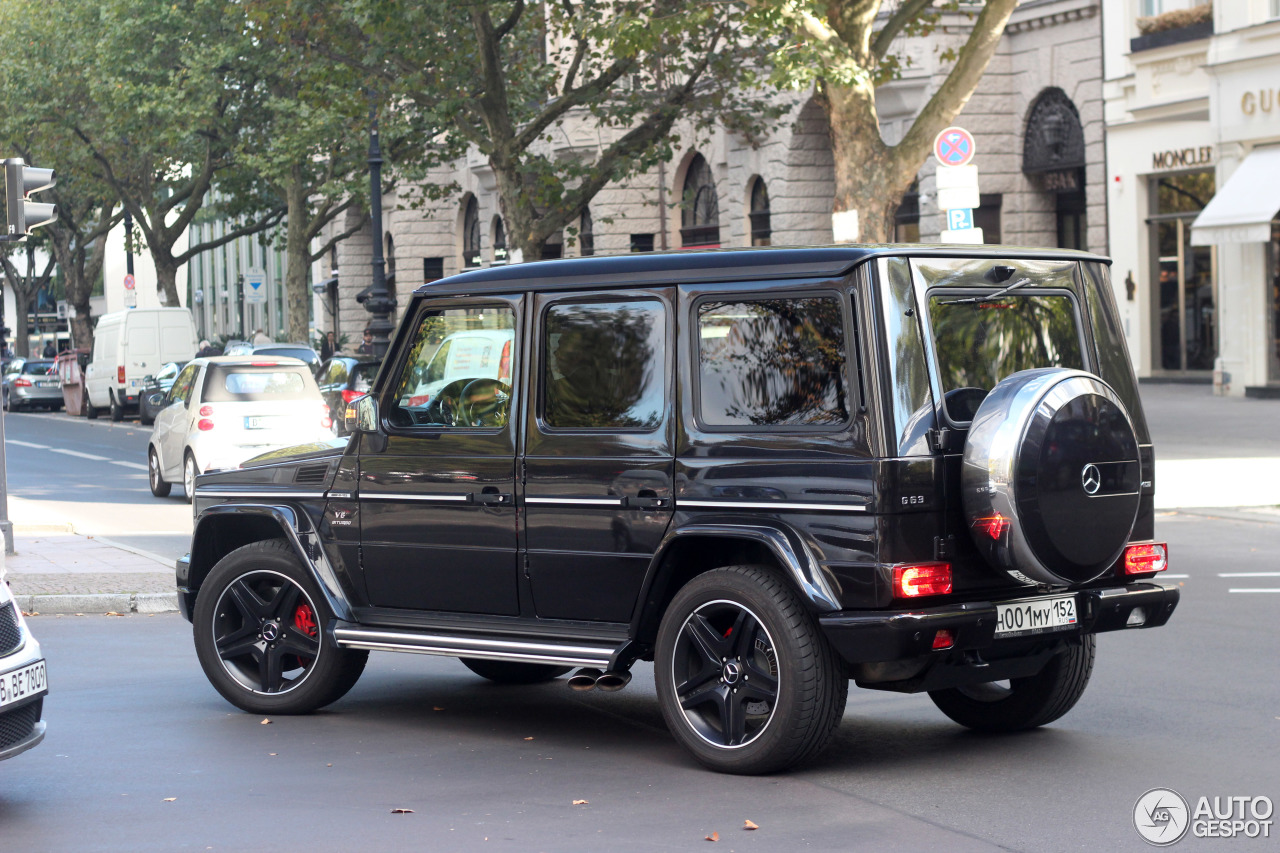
[
  {"x1": 327, "y1": 763, "x2": 333, "y2": 767},
  {"x1": 744, "y1": 820, "x2": 759, "y2": 830},
  {"x1": 524, "y1": 737, "x2": 534, "y2": 741},
  {"x1": 260, "y1": 718, "x2": 272, "y2": 725},
  {"x1": 705, "y1": 831, "x2": 719, "y2": 842},
  {"x1": 390, "y1": 808, "x2": 414, "y2": 814},
  {"x1": 268, "y1": 753, "x2": 277, "y2": 757},
  {"x1": 163, "y1": 798, "x2": 177, "y2": 802},
  {"x1": 105, "y1": 611, "x2": 123, "y2": 617},
  {"x1": 21, "y1": 611, "x2": 37, "y2": 617},
  {"x1": 572, "y1": 800, "x2": 588, "y2": 806},
  {"x1": 433, "y1": 706, "x2": 444, "y2": 711}
]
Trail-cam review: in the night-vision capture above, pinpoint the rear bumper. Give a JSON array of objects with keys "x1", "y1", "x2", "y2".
[{"x1": 819, "y1": 582, "x2": 1179, "y2": 667}]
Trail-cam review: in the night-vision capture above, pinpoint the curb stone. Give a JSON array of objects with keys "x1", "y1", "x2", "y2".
[{"x1": 16, "y1": 592, "x2": 178, "y2": 615}]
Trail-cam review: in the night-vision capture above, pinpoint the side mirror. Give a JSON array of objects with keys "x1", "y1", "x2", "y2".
[
  {"x1": 147, "y1": 392, "x2": 166, "y2": 408},
  {"x1": 345, "y1": 394, "x2": 378, "y2": 434}
]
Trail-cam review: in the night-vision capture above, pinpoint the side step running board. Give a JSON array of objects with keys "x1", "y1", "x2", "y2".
[{"x1": 331, "y1": 622, "x2": 617, "y2": 668}]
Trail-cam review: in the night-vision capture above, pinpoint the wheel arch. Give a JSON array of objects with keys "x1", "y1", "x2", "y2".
[
  {"x1": 180, "y1": 504, "x2": 353, "y2": 623},
  {"x1": 629, "y1": 523, "x2": 841, "y2": 649}
]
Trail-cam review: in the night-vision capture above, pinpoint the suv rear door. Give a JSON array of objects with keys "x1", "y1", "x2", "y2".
[{"x1": 523, "y1": 290, "x2": 675, "y2": 623}]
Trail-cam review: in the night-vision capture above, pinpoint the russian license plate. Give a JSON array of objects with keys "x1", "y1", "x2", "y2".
[
  {"x1": 0, "y1": 659, "x2": 47, "y2": 709},
  {"x1": 995, "y1": 596, "x2": 1078, "y2": 638}
]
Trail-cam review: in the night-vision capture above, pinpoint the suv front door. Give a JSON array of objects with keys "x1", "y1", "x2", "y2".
[
  {"x1": 523, "y1": 290, "x2": 675, "y2": 623},
  {"x1": 358, "y1": 298, "x2": 522, "y2": 615}
]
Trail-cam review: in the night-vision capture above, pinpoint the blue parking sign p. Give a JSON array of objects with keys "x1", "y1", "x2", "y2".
[{"x1": 948, "y1": 208, "x2": 974, "y2": 231}]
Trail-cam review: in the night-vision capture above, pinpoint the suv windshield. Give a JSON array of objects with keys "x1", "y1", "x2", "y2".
[{"x1": 928, "y1": 292, "x2": 1084, "y2": 422}]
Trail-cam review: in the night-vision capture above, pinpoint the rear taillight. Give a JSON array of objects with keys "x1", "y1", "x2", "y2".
[
  {"x1": 341, "y1": 389, "x2": 363, "y2": 404},
  {"x1": 117, "y1": 366, "x2": 126, "y2": 384},
  {"x1": 320, "y1": 402, "x2": 332, "y2": 430},
  {"x1": 497, "y1": 339, "x2": 512, "y2": 383},
  {"x1": 893, "y1": 562, "x2": 952, "y2": 598},
  {"x1": 932, "y1": 629, "x2": 955, "y2": 650},
  {"x1": 973, "y1": 513, "x2": 1011, "y2": 540},
  {"x1": 197, "y1": 419, "x2": 215, "y2": 431},
  {"x1": 14, "y1": 378, "x2": 31, "y2": 387},
  {"x1": 1123, "y1": 543, "x2": 1168, "y2": 575},
  {"x1": 199, "y1": 405, "x2": 214, "y2": 417}
]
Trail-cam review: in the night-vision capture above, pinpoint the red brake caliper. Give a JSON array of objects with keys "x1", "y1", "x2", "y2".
[{"x1": 292, "y1": 602, "x2": 319, "y2": 667}]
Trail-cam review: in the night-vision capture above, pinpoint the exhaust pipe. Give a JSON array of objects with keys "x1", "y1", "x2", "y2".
[
  {"x1": 594, "y1": 671, "x2": 632, "y2": 692},
  {"x1": 567, "y1": 668, "x2": 603, "y2": 691}
]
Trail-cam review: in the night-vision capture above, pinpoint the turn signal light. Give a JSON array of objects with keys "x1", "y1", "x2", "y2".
[
  {"x1": 1123, "y1": 542, "x2": 1168, "y2": 575},
  {"x1": 973, "y1": 513, "x2": 1011, "y2": 540},
  {"x1": 893, "y1": 562, "x2": 952, "y2": 598}
]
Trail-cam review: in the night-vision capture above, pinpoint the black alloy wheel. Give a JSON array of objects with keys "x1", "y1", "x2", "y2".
[
  {"x1": 655, "y1": 565, "x2": 847, "y2": 774},
  {"x1": 148, "y1": 448, "x2": 171, "y2": 498},
  {"x1": 193, "y1": 539, "x2": 367, "y2": 714}
]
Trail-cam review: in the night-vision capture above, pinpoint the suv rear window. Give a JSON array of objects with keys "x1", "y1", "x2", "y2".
[
  {"x1": 928, "y1": 292, "x2": 1084, "y2": 422},
  {"x1": 203, "y1": 366, "x2": 312, "y2": 402},
  {"x1": 697, "y1": 297, "x2": 849, "y2": 428}
]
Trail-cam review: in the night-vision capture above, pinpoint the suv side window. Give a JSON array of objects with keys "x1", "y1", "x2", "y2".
[
  {"x1": 543, "y1": 300, "x2": 665, "y2": 430},
  {"x1": 696, "y1": 297, "x2": 849, "y2": 428},
  {"x1": 387, "y1": 306, "x2": 516, "y2": 429}
]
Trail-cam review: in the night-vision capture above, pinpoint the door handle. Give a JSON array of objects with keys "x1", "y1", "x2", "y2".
[
  {"x1": 475, "y1": 487, "x2": 512, "y2": 506},
  {"x1": 626, "y1": 490, "x2": 669, "y2": 510}
]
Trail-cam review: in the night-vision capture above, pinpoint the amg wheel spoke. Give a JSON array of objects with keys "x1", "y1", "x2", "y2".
[
  {"x1": 683, "y1": 613, "x2": 728, "y2": 666},
  {"x1": 267, "y1": 582, "x2": 302, "y2": 622},
  {"x1": 675, "y1": 662, "x2": 721, "y2": 699},
  {"x1": 279, "y1": 630, "x2": 320, "y2": 660},
  {"x1": 742, "y1": 661, "x2": 777, "y2": 700},
  {"x1": 261, "y1": 645, "x2": 286, "y2": 692},
  {"x1": 227, "y1": 579, "x2": 269, "y2": 621},
  {"x1": 720, "y1": 690, "x2": 748, "y2": 746},
  {"x1": 679, "y1": 680, "x2": 725, "y2": 713},
  {"x1": 215, "y1": 622, "x2": 261, "y2": 661}
]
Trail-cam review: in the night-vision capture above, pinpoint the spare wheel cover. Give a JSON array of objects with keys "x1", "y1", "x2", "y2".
[{"x1": 961, "y1": 368, "x2": 1141, "y2": 586}]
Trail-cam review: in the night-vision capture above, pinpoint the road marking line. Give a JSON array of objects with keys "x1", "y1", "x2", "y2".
[
  {"x1": 6, "y1": 439, "x2": 50, "y2": 449},
  {"x1": 109, "y1": 460, "x2": 149, "y2": 471},
  {"x1": 1218, "y1": 572, "x2": 1280, "y2": 577},
  {"x1": 1227, "y1": 589, "x2": 1280, "y2": 594},
  {"x1": 50, "y1": 448, "x2": 110, "y2": 461}
]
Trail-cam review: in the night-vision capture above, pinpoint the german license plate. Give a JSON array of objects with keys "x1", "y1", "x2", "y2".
[
  {"x1": 36, "y1": 380, "x2": 57, "y2": 388},
  {"x1": 995, "y1": 596, "x2": 1078, "y2": 638},
  {"x1": 0, "y1": 659, "x2": 47, "y2": 709},
  {"x1": 244, "y1": 416, "x2": 280, "y2": 430}
]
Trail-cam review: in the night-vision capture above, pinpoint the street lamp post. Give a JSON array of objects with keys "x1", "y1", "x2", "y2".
[{"x1": 362, "y1": 92, "x2": 396, "y2": 358}]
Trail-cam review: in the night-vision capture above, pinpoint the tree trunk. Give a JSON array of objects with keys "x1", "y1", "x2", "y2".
[
  {"x1": 283, "y1": 167, "x2": 313, "y2": 345},
  {"x1": 153, "y1": 254, "x2": 181, "y2": 307},
  {"x1": 11, "y1": 289, "x2": 32, "y2": 357}
]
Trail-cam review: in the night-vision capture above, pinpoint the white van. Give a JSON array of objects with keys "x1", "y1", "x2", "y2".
[{"x1": 85, "y1": 308, "x2": 199, "y2": 421}]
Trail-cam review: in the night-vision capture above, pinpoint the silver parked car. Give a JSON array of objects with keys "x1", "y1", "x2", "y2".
[
  {"x1": 2, "y1": 358, "x2": 62, "y2": 412},
  {"x1": 0, "y1": 572, "x2": 48, "y2": 761},
  {"x1": 146, "y1": 356, "x2": 334, "y2": 501}
]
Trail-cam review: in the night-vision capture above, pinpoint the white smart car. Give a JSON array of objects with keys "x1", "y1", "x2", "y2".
[
  {"x1": 0, "y1": 575, "x2": 47, "y2": 761},
  {"x1": 147, "y1": 357, "x2": 334, "y2": 501}
]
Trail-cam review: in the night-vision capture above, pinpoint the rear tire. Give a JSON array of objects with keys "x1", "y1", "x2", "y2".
[
  {"x1": 460, "y1": 659, "x2": 572, "y2": 684},
  {"x1": 192, "y1": 539, "x2": 368, "y2": 714},
  {"x1": 183, "y1": 452, "x2": 198, "y2": 503},
  {"x1": 928, "y1": 635, "x2": 1095, "y2": 732},
  {"x1": 148, "y1": 448, "x2": 171, "y2": 498},
  {"x1": 654, "y1": 565, "x2": 847, "y2": 775},
  {"x1": 85, "y1": 390, "x2": 99, "y2": 419},
  {"x1": 140, "y1": 401, "x2": 155, "y2": 426},
  {"x1": 109, "y1": 391, "x2": 123, "y2": 422}
]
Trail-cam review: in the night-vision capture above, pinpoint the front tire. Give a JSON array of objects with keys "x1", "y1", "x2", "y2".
[
  {"x1": 459, "y1": 658, "x2": 572, "y2": 684},
  {"x1": 148, "y1": 448, "x2": 171, "y2": 498},
  {"x1": 928, "y1": 635, "x2": 1095, "y2": 732},
  {"x1": 192, "y1": 539, "x2": 368, "y2": 714},
  {"x1": 85, "y1": 389, "x2": 98, "y2": 419},
  {"x1": 654, "y1": 565, "x2": 847, "y2": 775}
]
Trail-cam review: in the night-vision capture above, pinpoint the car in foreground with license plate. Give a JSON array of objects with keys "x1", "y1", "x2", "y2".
[
  {"x1": 146, "y1": 356, "x2": 334, "y2": 502},
  {"x1": 175, "y1": 246, "x2": 1179, "y2": 775},
  {"x1": 0, "y1": 573, "x2": 48, "y2": 761}
]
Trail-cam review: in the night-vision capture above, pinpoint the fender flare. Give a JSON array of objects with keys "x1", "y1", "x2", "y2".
[{"x1": 185, "y1": 503, "x2": 354, "y2": 622}]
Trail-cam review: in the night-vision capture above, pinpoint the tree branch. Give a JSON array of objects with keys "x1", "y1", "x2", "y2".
[
  {"x1": 871, "y1": 0, "x2": 934, "y2": 60},
  {"x1": 494, "y1": 0, "x2": 526, "y2": 41},
  {"x1": 174, "y1": 206, "x2": 286, "y2": 266},
  {"x1": 308, "y1": 206, "x2": 369, "y2": 264}
]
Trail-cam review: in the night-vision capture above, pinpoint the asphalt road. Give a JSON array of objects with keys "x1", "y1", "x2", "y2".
[
  {"x1": 2, "y1": 410, "x2": 194, "y2": 560},
  {"x1": 2, "y1": 510, "x2": 1277, "y2": 852}
]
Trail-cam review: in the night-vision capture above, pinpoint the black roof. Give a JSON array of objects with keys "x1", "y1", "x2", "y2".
[{"x1": 413, "y1": 244, "x2": 1109, "y2": 297}]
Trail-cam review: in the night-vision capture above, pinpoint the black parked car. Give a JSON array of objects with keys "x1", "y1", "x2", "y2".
[
  {"x1": 138, "y1": 361, "x2": 188, "y2": 425},
  {"x1": 177, "y1": 246, "x2": 1178, "y2": 774},
  {"x1": 316, "y1": 356, "x2": 381, "y2": 436}
]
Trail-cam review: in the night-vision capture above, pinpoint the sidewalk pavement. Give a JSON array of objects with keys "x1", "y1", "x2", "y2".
[{"x1": 4, "y1": 382, "x2": 1280, "y2": 615}]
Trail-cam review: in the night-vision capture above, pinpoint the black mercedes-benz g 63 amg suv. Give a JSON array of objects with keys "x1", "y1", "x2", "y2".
[{"x1": 178, "y1": 246, "x2": 1177, "y2": 774}]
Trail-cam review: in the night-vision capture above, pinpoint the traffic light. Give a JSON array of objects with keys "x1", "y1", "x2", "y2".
[{"x1": 3, "y1": 157, "x2": 56, "y2": 241}]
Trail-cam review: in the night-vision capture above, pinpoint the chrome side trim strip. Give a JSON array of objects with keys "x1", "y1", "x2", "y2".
[
  {"x1": 195, "y1": 490, "x2": 328, "y2": 499},
  {"x1": 525, "y1": 497, "x2": 624, "y2": 506},
  {"x1": 360, "y1": 493, "x2": 471, "y2": 503},
  {"x1": 332, "y1": 626, "x2": 615, "y2": 668},
  {"x1": 677, "y1": 500, "x2": 867, "y2": 513}
]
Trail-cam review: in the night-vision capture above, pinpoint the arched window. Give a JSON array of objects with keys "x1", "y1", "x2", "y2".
[
  {"x1": 580, "y1": 208, "x2": 595, "y2": 257},
  {"x1": 492, "y1": 216, "x2": 508, "y2": 265},
  {"x1": 462, "y1": 196, "x2": 481, "y2": 268},
  {"x1": 680, "y1": 153, "x2": 720, "y2": 248},
  {"x1": 1023, "y1": 88, "x2": 1087, "y2": 250},
  {"x1": 749, "y1": 178, "x2": 771, "y2": 246}
]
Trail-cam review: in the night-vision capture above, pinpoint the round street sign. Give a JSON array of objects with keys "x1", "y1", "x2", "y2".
[
  {"x1": 934, "y1": 126, "x2": 976, "y2": 168},
  {"x1": 123, "y1": 273, "x2": 136, "y2": 290}
]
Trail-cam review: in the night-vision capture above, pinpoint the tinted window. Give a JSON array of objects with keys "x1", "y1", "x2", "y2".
[
  {"x1": 322, "y1": 360, "x2": 349, "y2": 386},
  {"x1": 170, "y1": 364, "x2": 200, "y2": 405},
  {"x1": 543, "y1": 300, "x2": 665, "y2": 430},
  {"x1": 20, "y1": 361, "x2": 54, "y2": 375},
  {"x1": 389, "y1": 306, "x2": 515, "y2": 429},
  {"x1": 928, "y1": 292, "x2": 1084, "y2": 421},
  {"x1": 697, "y1": 298, "x2": 849, "y2": 428},
  {"x1": 202, "y1": 367, "x2": 314, "y2": 402}
]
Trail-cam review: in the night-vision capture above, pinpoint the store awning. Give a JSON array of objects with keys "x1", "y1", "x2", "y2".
[{"x1": 1190, "y1": 146, "x2": 1280, "y2": 245}]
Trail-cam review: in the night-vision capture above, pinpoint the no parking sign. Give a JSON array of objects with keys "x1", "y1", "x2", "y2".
[{"x1": 934, "y1": 126, "x2": 976, "y2": 168}]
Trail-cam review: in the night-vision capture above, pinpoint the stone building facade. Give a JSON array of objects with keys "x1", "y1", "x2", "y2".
[{"x1": 316, "y1": 1, "x2": 1107, "y2": 341}]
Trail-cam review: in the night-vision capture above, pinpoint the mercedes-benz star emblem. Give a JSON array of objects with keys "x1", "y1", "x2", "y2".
[{"x1": 1081, "y1": 463, "x2": 1102, "y2": 496}]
